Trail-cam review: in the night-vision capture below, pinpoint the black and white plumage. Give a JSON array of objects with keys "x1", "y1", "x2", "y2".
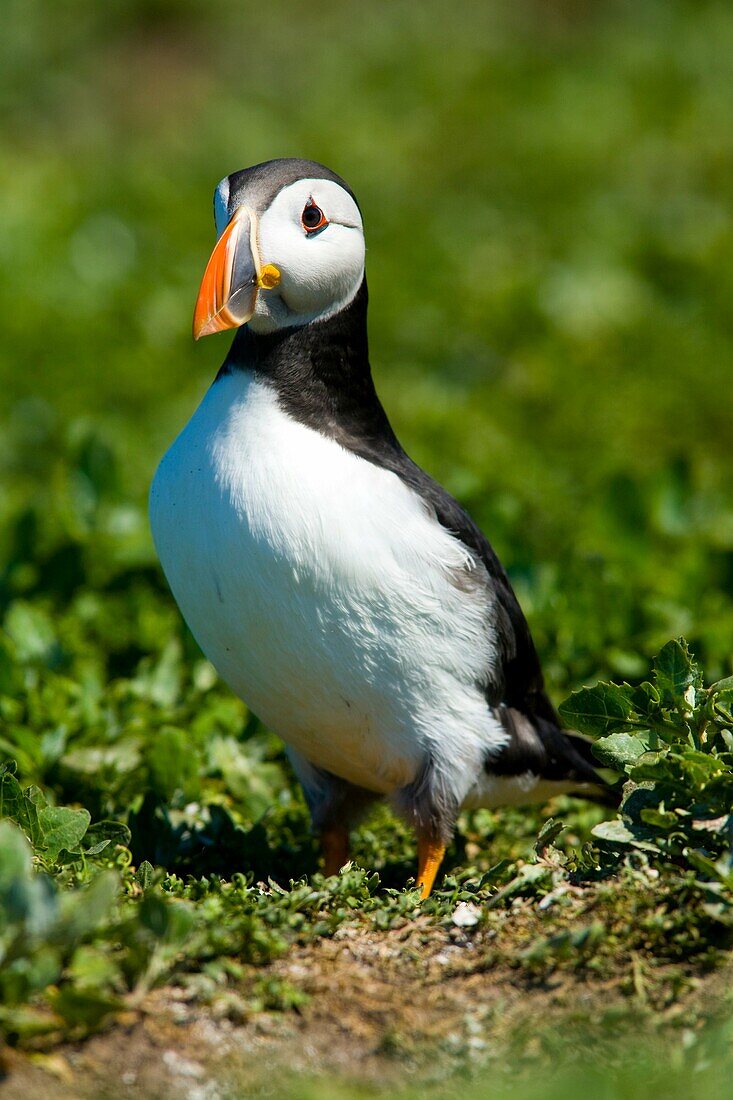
[{"x1": 150, "y1": 158, "x2": 609, "y2": 896}]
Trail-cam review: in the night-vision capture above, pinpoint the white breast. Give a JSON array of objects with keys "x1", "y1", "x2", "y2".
[{"x1": 150, "y1": 370, "x2": 505, "y2": 799}]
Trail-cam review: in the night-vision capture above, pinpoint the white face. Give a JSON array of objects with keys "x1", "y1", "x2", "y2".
[{"x1": 242, "y1": 178, "x2": 365, "y2": 334}]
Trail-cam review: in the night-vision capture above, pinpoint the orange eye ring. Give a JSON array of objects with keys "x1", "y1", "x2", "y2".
[{"x1": 301, "y1": 200, "x2": 328, "y2": 234}]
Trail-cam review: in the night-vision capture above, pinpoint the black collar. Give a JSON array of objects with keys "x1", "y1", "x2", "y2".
[{"x1": 222, "y1": 278, "x2": 404, "y2": 463}]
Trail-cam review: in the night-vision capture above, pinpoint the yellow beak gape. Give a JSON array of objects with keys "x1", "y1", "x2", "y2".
[{"x1": 257, "y1": 263, "x2": 281, "y2": 290}]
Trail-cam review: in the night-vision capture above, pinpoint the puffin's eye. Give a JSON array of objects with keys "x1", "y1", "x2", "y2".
[{"x1": 301, "y1": 200, "x2": 328, "y2": 233}]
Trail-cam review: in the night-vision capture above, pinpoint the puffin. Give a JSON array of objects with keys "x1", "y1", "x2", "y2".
[{"x1": 149, "y1": 158, "x2": 609, "y2": 898}]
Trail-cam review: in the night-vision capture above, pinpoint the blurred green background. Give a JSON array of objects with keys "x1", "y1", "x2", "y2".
[{"x1": 2, "y1": 0, "x2": 732, "y2": 698}]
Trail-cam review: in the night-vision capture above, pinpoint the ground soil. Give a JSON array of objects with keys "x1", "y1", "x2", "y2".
[{"x1": 1, "y1": 907, "x2": 725, "y2": 1100}]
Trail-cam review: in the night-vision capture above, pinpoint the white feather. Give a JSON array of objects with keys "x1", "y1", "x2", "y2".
[
  {"x1": 150, "y1": 371, "x2": 508, "y2": 807},
  {"x1": 466, "y1": 773, "x2": 582, "y2": 810},
  {"x1": 250, "y1": 179, "x2": 365, "y2": 334}
]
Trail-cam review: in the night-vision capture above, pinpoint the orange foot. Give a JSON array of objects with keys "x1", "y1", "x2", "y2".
[{"x1": 416, "y1": 835, "x2": 447, "y2": 899}]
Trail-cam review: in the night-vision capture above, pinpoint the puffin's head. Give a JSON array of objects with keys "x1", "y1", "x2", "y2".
[{"x1": 192, "y1": 158, "x2": 365, "y2": 339}]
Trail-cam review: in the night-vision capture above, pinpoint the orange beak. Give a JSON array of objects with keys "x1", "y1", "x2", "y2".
[{"x1": 192, "y1": 206, "x2": 281, "y2": 340}]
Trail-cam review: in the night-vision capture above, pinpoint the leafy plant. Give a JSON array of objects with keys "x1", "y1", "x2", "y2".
[
  {"x1": 560, "y1": 640, "x2": 733, "y2": 882},
  {"x1": 0, "y1": 759, "x2": 130, "y2": 869}
]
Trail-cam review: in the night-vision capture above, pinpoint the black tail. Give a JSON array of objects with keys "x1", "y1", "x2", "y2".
[{"x1": 490, "y1": 702, "x2": 622, "y2": 809}]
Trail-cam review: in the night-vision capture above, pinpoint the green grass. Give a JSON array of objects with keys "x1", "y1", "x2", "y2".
[{"x1": 1, "y1": 0, "x2": 733, "y2": 1094}]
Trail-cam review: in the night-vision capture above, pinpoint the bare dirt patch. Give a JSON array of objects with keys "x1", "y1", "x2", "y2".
[{"x1": 3, "y1": 905, "x2": 727, "y2": 1100}]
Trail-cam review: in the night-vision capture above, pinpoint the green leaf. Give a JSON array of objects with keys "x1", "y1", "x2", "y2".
[
  {"x1": 4, "y1": 603, "x2": 59, "y2": 666},
  {"x1": 711, "y1": 678, "x2": 733, "y2": 729},
  {"x1": 591, "y1": 818, "x2": 636, "y2": 844},
  {"x1": 48, "y1": 986, "x2": 123, "y2": 1029},
  {"x1": 592, "y1": 732, "x2": 649, "y2": 770},
  {"x1": 630, "y1": 681, "x2": 661, "y2": 717},
  {"x1": 38, "y1": 805, "x2": 91, "y2": 862},
  {"x1": 486, "y1": 862, "x2": 551, "y2": 908},
  {"x1": 0, "y1": 821, "x2": 60, "y2": 935},
  {"x1": 628, "y1": 752, "x2": 674, "y2": 782},
  {"x1": 684, "y1": 848, "x2": 732, "y2": 885},
  {"x1": 639, "y1": 808, "x2": 678, "y2": 830},
  {"x1": 133, "y1": 639, "x2": 183, "y2": 707},
  {"x1": 136, "y1": 861, "x2": 155, "y2": 890},
  {"x1": 0, "y1": 766, "x2": 44, "y2": 848},
  {"x1": 61, "y1": 740, "x2": 142, "y2": 778},
  {"x1": 559, "y1": 682, "x2": 636, "y2": 737},
  {"x1": 0, "y1": 818, "x2": 33, "y2": 887},
  {"x1": 674, "y1": 750, "x2": 724, "y2": 788},
  {"x1": 0, "y1": 1005, "x2": 61, "y2": 1042},
  {"x1": 82, "y1": 819, "x2": 131, "y2": 856},
  {"x1": 535, "y1": 817, "x2": 564, "y2": 855},
  {"x1": 477, "y1": 860, "x2": 514, "y2": 889},
  {"x1": 25, "y1": 785, "x2": 48, "y2": 810},
  {"x1": 591, "y1": 818, "x2": 660, "y2": 852},
  {"x1": 653, "y1": 638, "x2": 699, "y2": 710}
]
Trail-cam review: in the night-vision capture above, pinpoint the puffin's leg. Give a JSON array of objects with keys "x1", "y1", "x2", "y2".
[
  {"x1": 321, "y1": 820, "x2": 350, "y2": 877},
  {"x1": 285, "y1": 747, "x2": 378, "y2": 878},
  {"x1": 391, "y1": 754, "x2": 460, "y2": 900},
  {"x1": 416, "y1": 833, "x2": 447, "y2": 899}
]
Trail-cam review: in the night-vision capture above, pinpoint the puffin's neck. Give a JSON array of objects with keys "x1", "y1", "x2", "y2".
[{"x1": 221, "y1": 278, "x2": 403, "y2": 457}]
